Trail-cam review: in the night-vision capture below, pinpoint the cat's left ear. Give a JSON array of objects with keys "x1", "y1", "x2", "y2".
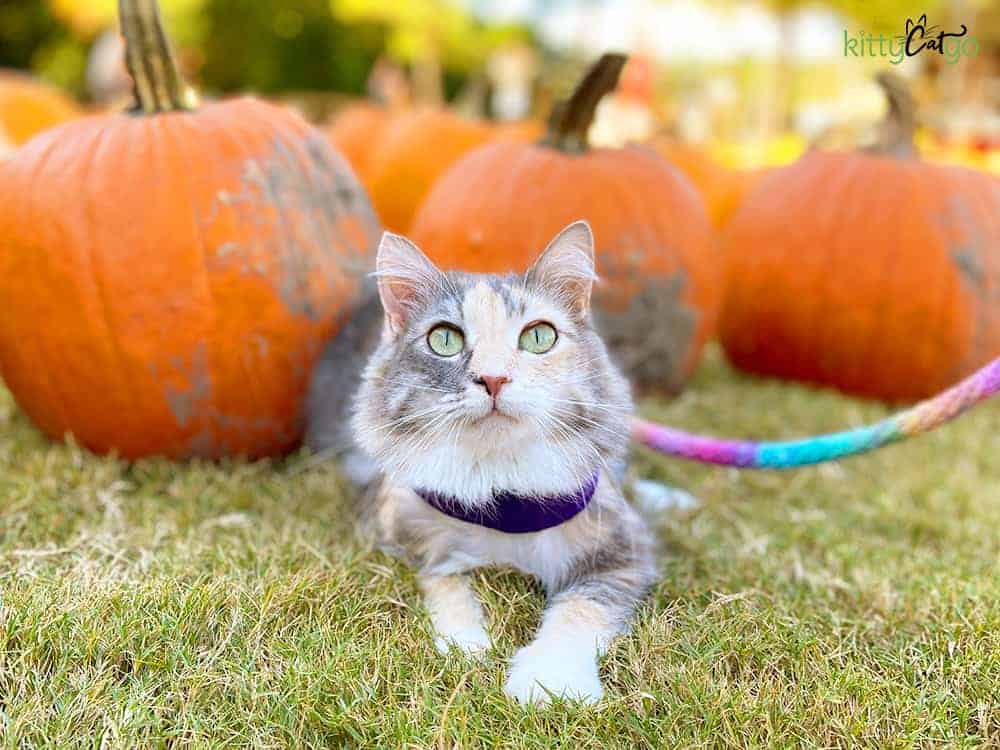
[
  {"x1": 526, "y1": 220, "x2": 597, "y2": 317},
  {"x1": 375, "y1": 232, "x2": 445, "y2": 334}
]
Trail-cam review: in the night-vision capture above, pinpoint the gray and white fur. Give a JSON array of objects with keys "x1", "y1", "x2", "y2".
[{"x1": 306, "y1": 222, "x2": 663, "y2": 705}]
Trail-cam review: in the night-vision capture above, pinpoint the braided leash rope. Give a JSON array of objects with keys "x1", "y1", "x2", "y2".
[{"x1": 632, "y1": 355, "x2": 1000, "y2": 469}]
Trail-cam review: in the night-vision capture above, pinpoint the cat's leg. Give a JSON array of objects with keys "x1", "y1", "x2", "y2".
[
  {"x1": 419, "y1": 573, "x2": 492, "y2": 656},
  {"x1": 503, "y1": 550, "x2": 655, "y2": 705},
  {"x1": 503, "y1": 588, "x2": 618, "y2": 704},
  {"x1": 372, "y1": 484, "x2": 492, "y2": 657}
]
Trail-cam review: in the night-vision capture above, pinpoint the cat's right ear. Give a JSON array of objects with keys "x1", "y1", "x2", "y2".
[
  {"x1": 526, "y1": 220, "x2": 597, "y2": 317},
  {"x1": 375, "y1": 232, "x2": 445, "y2": 334}
]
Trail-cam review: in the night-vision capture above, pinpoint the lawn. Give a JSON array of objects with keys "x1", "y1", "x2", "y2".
[{"x1": 1, "y1": 347, "x2": 998, "y2": 748}]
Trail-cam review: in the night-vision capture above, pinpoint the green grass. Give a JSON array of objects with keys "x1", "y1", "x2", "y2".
[{"x1": 1, "y1": 347, "x2": 999, "y2": 748}]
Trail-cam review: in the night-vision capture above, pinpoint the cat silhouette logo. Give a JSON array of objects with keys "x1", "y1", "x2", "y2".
[{"x1": 901, "y1": 14, "x2": 975, "y2": 59}]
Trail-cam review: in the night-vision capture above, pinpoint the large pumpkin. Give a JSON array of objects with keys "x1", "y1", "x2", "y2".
[
  {"x1": 410, "y1": 55, "x2": 719, "y2": 392},
  {"x1": 0, "y1": 70, "x2": 81, "y2": 146},
  {"x1": 0, "y1": 0, "x2": 380, "y2": 459},
  {"x1": 720, "y1": 73, "x2": 999, "y2": 402}
]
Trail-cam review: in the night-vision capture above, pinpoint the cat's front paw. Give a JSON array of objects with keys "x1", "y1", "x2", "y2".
[
  {"x1": 503, "y1": 642, "x2": 604, "y2": 706},
  {"x1": 433, "y1": 625, "x2": 492, "y2": 658}
]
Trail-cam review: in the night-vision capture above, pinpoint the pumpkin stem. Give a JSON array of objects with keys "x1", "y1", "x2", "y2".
[
  {"x1": 544, "y1": 53, "x2": 628, "y2": 153},
  {"x1": 869, "y1": 71, "x2": 916, "y2": 158},
  {"x1": 119, "y1": 0, "x2": 190, "y2": 113}
]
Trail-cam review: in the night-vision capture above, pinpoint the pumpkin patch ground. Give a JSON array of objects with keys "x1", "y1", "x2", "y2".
[{"x1": 1, "y1": 346, "x2": 998, "y2": 745}]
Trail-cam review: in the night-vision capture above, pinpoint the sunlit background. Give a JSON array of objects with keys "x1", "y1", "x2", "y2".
[{"x1": 1, "y1": 0, "x2": 997, "y2": 172}]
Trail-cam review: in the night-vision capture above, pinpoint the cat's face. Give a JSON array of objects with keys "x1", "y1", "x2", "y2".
[{"x1": 353, "y1": 222, "x2": 632, "y2": 504}]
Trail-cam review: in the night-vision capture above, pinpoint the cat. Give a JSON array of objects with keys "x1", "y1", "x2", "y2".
[{"x1": 305, "y1": 221, "x2": 676, "y2": 705}]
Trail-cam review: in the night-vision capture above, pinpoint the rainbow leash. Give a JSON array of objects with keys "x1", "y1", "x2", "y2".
[{"x1": 632, "y1": 356, "x2": 1000, "y2": 469}]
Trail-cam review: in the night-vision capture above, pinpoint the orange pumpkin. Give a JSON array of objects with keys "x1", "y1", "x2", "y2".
[
  {"x1": 0, "y1": 70, "x2": 81, "y2": 146},
  {"x1": 492, "y1": 118, "x2": 544, "y2": 143},
  {"x1": 411, "y1": 55, "x2": 719, "y2": 392},
  {"x1": 327, "y1": 102, "x2": 540, "y2": 221},
  {"x1": 325, "y1": 101, "x2": 396, "y2": 186},
  {"x1": 0, "y1": 0, "x2": 380, "y2": 459},
  {"x1": 720, "y1": 73, "x2": 1000, "y2": 402},
  {"x1": 722, "y1": 167, "x2": 768, "y2": 224},
  {"x1": 652, "y1": 139, "x2": 732, "y2": 228},
  {"x1": 652, "y1": 138, "x2": 765, "y2": 230},
  {"x1": 366, "y1": 108, "x2": 496, "y2": 233}
]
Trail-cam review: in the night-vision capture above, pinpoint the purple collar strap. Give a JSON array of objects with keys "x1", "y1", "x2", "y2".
[{"x1": 415, "y1": 473, "x2": 600, "y2": 534}]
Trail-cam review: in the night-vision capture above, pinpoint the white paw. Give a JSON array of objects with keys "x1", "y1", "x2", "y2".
[
  {"x1": 433, "y1": 625, "x2": 492, "y2": 657},
  {"x1": 503, "y1": 643, "x2": 604, "y2": 706},
  {"x1": 632, "y1": 479, "x2": 701, "y2": 515}
]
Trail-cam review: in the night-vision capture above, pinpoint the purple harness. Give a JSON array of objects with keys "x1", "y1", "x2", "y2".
[{"x1": 415, "y1": 473, "x2": 600, "y2": 534}]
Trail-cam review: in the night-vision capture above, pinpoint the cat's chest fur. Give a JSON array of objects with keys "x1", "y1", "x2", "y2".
[{"x1": 373, "y1": 474, "x2": 638, "y2": 592}]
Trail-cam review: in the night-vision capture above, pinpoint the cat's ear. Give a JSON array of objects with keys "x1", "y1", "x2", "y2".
[
  {"x1": 526, "y1": 221, "x2": 597, "y2": 316},
  {"x1": 375, "y1": 232, "x2": 445, "y2": 334}
]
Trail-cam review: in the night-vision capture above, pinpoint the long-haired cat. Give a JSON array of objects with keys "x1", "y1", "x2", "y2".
[{"x1": 305, "y1": 221, "x2": 663, "y2": 705}]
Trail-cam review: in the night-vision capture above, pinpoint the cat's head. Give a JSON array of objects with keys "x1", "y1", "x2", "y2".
[{"x1": 352, "y1": 221, "x2": 632, "y2": 504}]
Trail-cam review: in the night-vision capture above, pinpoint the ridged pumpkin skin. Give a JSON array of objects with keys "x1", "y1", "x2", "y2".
[
  {"x1": 410, "y1": 140, "x2": 720, "y2": 391},
  {"x1": 720, "y1": 151, "x2": 1000, "y2": 401},
  {"x1": 0, "y1": 98, "x2": 381, "y2": 458},
  {"x1": 0, "y1": 70, "x2": 81, "y2": 146},
  {"x1": 367, "y1": 109, "x2": 499, "y2": 233}
]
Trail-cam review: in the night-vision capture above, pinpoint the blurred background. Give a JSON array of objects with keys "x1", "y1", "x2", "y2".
[{"x1": 1, "y1": 0, "x2": 997, "y2": 172}]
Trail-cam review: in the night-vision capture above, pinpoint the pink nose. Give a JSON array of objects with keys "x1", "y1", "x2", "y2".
[{"x1": 476, "y1": 375, "x2": 510, "y2": 397}]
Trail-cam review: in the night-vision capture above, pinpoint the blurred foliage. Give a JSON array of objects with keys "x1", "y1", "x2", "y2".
[
  {"x1": 48, "y1": 0, "x2": 206, "y2": 38},
  {"x1": 0, "y1": 0, "x2": 992, "y2": 113},
  {"x1": 826, "y1": 0, "x2": 944, "y2": 33},
  {"x1": 198, "y1": 0, "x2": 384, "y2": 96},
  {"x1": 731, "y1": 0, "x2": 999, "y2": 37},
  {"x1": 331, "y1": 0, "x2": 530, "y2": 71},
  {"x1": 0, "y1": 0, "x2": 88, "y2": 92},
  {"x1": 1, "y1": 0, "x2": 532, "y2": 101}
]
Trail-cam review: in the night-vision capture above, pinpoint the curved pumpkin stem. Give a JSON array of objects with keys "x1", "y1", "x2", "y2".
[
  {"x1": 544, "y1": 53, "x2": 628, "y2": 153},
  {"x1": 869, "y1": 71, "x2": 916, "y2": 158},
  {"x1": 119, "y1": 0, "x2": 190, "y2": 113}
]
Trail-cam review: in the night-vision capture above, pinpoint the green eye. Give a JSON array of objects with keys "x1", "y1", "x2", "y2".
[
  {"x1": 427, "y1": 324, "x2": 464, "y2": 357},
  {"x1": 519, "y1": 322, "x2": 557, "y2": 354}
]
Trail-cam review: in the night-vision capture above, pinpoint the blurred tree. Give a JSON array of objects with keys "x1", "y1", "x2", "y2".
[
  {"x1": 199, "y1": 0, "x2": 384, "y2": 96},
  {"x1": 826, "y1": 0, "x2": 944, "y2": 32},
  {"x1": 1, "y1": 0, "x2": 533, "y2": 103},
  {"x1": 0, "y1": 0, "x2": 88, "y2": 94},
  {"x1": 48, "y1": 0, "x2": 206, "y2": 40},
  {"x1": 331, "y1": 0, "x2": 530, "y2": 104}
]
